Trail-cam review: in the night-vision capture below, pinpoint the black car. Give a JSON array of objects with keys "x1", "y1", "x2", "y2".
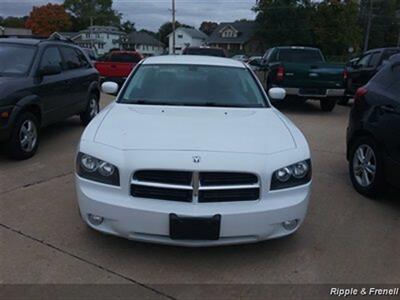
[
  {"x1": 0, "y1": 38, "x2": 100, "y2": 159},
  {"x1": 347, "y1": 54, "x2": 400, "y2": 197},
  {"x1": 341, "y1": 47, "x2": 400, "y2": 104}
]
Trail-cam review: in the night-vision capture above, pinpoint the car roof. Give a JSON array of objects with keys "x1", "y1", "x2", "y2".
[
  {"x1": 0, "y1": 38, "x2": 41, "y2": 45},
  {"x1": 142, "y1": 55, "x2": 246, "y2": 68},
  {"x1": 276, "y1": 46, "x2": 320, "y2": 51},
  {"x1": 0, "y1": 38, "x2": 80, "y2": 48},
  {"x1": 365, "y1": 47, "x2": 400, "y2": 54}
]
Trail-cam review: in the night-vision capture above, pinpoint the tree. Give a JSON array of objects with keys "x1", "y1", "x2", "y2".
[
  {"x1": 359, "y1": 0, "x2": 400, "y2": 50},
  {"x1": 254, "y1": 0, "x2": 315, "y2": 48},
  {"x1": 63, "y1": 0, "x2": 121, "y2": 30},
  {"x1": 0, "y1": 16, "x2": 28, "y2": 28},
  {"x1": 313, "y1": 0, "x2": 362, "y2": 58},
  {"x1": 157, "y1": 21, "x2": 193, "y2": 45},
  {"x1": 199, "y1": 21, "x2": 218, "y2": 35},
  {"x1": 25, "y1": 4, "x2": 72, "y2": 37},
  {"x1": 121, "y1": 20, "x2": 136, "y2": 33}
]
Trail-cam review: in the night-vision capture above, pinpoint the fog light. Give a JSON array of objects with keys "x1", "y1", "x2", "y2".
[
  {"x1": 282, "y1": 219, "x2": 299, "y2": 231},
  {"x1": 88, "y1": 214, "x2": 103, "y2": 226}
]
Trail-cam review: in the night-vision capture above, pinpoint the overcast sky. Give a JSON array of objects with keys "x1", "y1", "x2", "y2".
[{"x1": 0, "y1": 0, "x2": 257, "y2": 31}]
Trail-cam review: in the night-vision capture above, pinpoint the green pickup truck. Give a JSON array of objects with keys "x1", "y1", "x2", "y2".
[{"x1": 258, "y1": 46, "x2": 346, "y2": 111}]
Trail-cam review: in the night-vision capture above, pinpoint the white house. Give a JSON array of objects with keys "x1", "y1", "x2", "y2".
[
  {"x1": 123, "y1": 31, "x2": 164, "y2": 57},
  {"x1": 77, "y1": 26, "x2": 126, "y2": 55},
  {"x1": 168, "y1": 27, "x2": 208, "y2": 54}
]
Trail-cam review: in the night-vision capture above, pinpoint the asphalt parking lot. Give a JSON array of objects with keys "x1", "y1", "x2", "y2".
[{"x1": 1, "y1": 95, "x2": 399, "y2": 295}]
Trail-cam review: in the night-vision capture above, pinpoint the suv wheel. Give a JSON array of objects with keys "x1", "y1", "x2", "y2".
[
  {"x1": 349, "y1": 136, "x2": 386, "y2": 198},
  {"x1": 80, "y1": 94, "x2": 99, "y2": 125},
  {"x1": 320, "y1": 98, "x2": 336, "y2": 111},
  {"x1": 7, "y1": 112, "x2": 40, "y2": 160}
]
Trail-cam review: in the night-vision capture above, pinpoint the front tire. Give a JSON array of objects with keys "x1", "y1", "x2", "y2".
[
  {"x1": 349, "y1": 136, "x2": 386, "y2": 198},
  {"x1": 320, "y1": 98, "x2": 336, "y2": 111},
  {"x1": 7, "y1": 112, "x2": 40, "y2": 160},
  {"x1": 80, "y1": 94, "x2": 99, "y2": 126}
]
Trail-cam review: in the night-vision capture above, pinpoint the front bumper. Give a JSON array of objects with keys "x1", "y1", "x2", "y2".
[
  {"x1": 284, "y1": 87, "x2": 345, "y2": 98},
  {"x1": 77, "y1": 177, "x2": 310, "y2": 247}
]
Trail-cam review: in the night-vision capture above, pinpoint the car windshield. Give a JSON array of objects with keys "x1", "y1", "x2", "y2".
[
  {"x1": 119, "y1": 64, "x2": 267, "y2": 108},
  {"x1": 0, "y1": 44, "x2": 36, "y2": 76},
  {"x1": 278, "y1": 49, "x2": 324, "y2": 63}
]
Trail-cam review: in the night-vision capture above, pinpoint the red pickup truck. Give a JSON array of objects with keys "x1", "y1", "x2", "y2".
[{"x1": 95, "y1": 51, "x2": 143, "y2": 86}]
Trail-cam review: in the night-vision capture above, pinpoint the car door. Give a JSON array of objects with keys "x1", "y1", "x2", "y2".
[
  {"x1": 59, "y1": 46, "x2": 92, "y2": 114},
  {"x1": 35, "y1": 46, "x2": 70, "y2": 125},
  {"x1": 373, "y1": 64, "x2": 400, "y2": 187}
]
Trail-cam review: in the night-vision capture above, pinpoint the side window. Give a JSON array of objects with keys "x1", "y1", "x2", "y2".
[
  {"x1": 75, "y1": 49, "x2": 90, "y2": 68},
  {"x1": 356, "y1": 54, "x2": 372, "y2": 68},
  {"x1": 382, "y1": 50, "x2": 400, "y2": 61},
  {"x1": 60, "y1": 46, "x2": 81, "y2": 70},
  {"x1": 390, "y1": 65, "x2": 400, "y2": 96},
  {"x1": 368, "y1": 53, "x2": 380, "y2": 67},
  {"x1": 40, "y1": 47, "x2": 62, "y2": 69}
]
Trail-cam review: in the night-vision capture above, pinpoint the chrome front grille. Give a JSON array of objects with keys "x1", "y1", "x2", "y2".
[{"x1": 131, "y1": 170, "x2": 260, "y2": 203}]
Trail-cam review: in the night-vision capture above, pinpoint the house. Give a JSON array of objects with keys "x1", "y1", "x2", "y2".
[
  {"x1": 77, "y1": 26, "x2": 126, "y2": 55},
  {"x1": 168, "y1": 27, "x2": 207, "y2": 54},
  {"x1": 206, "y1": 20, "x2": 262, "y2": 56},
  {"x1": 123, "y1": 31, "x2": 164, "y2": 56},
  {"x1": 0, "y1": 27, "x2": 32, "y2": 37}
]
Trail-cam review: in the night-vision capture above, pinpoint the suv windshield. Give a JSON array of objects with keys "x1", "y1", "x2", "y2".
[
  {"x1": 0, "y1": 44, "x2": 36, "y2": 76},
  {"x1": 119, "y1": 64, "x2": 267, "y2": 108},
  {"x1": 278, "y1": 49, "x2": 324, "y2": 63}
]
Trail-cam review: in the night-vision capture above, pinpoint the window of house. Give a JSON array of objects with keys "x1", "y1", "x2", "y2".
[
  {"x1": 178, "y1": 34, "x2": 183, "y2": 39},
  {"x1": 86, "y1": 33, "x2": 90, "y2": 38}
]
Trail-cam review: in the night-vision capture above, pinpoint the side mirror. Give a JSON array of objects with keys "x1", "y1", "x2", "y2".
[
  {"x1": 101, "y1": 81, "x2": 119, "y2": 95},
  {"x1": 268, "y1": 87, "x2": 286, "y2": 101},
  {"x1": 38, "y1": 65, "x2": 61, "y2": 76}
]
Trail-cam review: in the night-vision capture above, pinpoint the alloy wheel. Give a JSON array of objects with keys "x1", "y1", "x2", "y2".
[
  {"x1": 19, "y1": 120, "x2": 37, "y2": 152},
  {"x1": 352, "y1": 144, "x2": 377, "y2": 187}
]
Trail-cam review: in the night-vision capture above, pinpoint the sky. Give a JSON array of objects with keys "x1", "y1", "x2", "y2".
[{"x1": 0, "y1": 0, "x2": 257, "y2": 31}]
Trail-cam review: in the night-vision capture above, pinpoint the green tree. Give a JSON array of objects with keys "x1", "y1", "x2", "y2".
[
  {"x1": 313, "y1": 0, "x2": 362, "y2": 58},
  {"x1": 121, "y1": 20, "x2": 135, "y2": 33},
  {"x1": 359, "y1": 0, "x2": 400, "y2": 50},
  {"x1": 254, "y1": 0, "x2": 315, "y2": 48},
  {"x1": 63, "y1": 0, "x2": 121, "y2": 30},
  {"x1": 199, "y1": 21, "x2": 218, "y2": 35},
  {"x1": 157, "y1": 21, "x2": 193, "y2": 45},
  {"x1": 0, "y1": 16, "x2": 28, "y2": 28}
]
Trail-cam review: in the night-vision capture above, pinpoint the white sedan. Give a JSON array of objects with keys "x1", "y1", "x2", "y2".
[{"x1": 75, "y1": 55, "x2": 312, "y2": 247}]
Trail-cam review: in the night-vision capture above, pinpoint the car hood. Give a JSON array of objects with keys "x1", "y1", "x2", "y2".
[{"x1": 93, "y1": 104, "x2": 297, "y2": 154}]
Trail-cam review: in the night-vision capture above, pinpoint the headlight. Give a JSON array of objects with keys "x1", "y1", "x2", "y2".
[
  {"x1": 271, "y1": 159, "x2": 311, "y2": 190},
  {"x1": 76, "y1": 152, "x2": 120, "y2": 186}
]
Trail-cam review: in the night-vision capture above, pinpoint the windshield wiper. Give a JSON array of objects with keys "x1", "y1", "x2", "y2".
[{"x1": 128, "y1": 99, "x2": 180, "y2": 106}]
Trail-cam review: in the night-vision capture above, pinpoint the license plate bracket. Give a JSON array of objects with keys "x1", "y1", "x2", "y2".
[{"x1": 169, "y1": 214, "x2": 221, "y2": 240}]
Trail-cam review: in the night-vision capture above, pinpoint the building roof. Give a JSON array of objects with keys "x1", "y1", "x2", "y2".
[
  {"x1": 126, "y1": 31, "x2": 164, "y2": 47},
  {"x1": 142, "y1": 55, "x2": 246, "y2": 68},
  {"x1": 80, "y1": 26, "x2": 125, "y2": 35},
  {"x1": 206, "y1": 20, "x2": 256, "y2": 45},
  {"x1": 0, "y1": 27, "x2": 32, "y2": 36},
  {"x1": 168, "y1": 27, "x2": 208, "y2": 40}
]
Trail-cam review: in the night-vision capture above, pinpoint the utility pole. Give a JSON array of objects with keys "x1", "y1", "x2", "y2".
[
  {"x1": 90, "y1": 16, "x2": 94, "y2": 50},
  {"x1": 172, "y1": 0, "x2": 176, "y2": 54},
  {"x1": 363, "y1": 0, "x2": 373, "y2": 52}
]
